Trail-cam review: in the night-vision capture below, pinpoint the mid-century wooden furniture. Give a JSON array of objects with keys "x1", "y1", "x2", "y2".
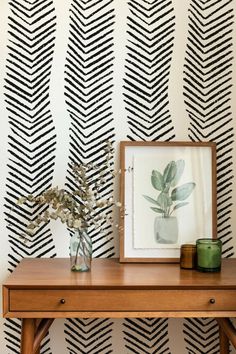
[{"x1": 2, "y1": 258, "x2": 236, "y2": 354}]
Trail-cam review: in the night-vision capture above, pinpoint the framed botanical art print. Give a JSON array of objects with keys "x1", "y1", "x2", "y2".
[{"x1": 119, "y1": 141, "x2": 217, "y2": 263}]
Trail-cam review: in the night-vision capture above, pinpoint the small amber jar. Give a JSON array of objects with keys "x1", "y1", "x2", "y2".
[{"x1": 180, "y1": 244, "x2": 197, "y2": 269}]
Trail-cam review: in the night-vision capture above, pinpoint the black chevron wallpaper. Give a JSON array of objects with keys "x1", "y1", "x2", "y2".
[{"x1": 0, "y1": 0, "x2": 235, "y2": 353}]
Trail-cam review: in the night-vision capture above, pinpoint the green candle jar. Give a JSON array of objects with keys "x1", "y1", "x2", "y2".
[{"x1": 196, "y1": 238, "x2": 222, "y2": 272}]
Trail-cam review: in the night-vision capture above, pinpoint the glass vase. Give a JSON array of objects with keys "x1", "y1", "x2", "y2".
[
  {"x1": 70, "y1": 229, "x2": 92, "y2": 272},
  {"x1": 196, "y1": 238, "x2": 222, "y2": 272}
]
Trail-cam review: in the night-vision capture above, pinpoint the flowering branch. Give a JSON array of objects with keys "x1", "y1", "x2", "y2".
[{"x1": 16, "y1": 141, "x2": 121, "y2": 236}]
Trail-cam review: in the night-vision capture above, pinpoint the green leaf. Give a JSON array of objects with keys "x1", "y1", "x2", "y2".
[
  {"x1": 172, "y1": 202, "x2": 189, "y2": 211},
  {"x1": 171, "y1": 160, "x2": 185, "y2": 187},
  {"x1": 150, "y1": 207, "x2": 164, "y2": 214},
  {"x1": 171, "y1": 182, "x2": 196, "y2": 201},
  {"x1": 143, "y1": 195, "x2": 159, "y2": 205},
  {"x1": 163, "y1": 161, "x2": 177, "y2": 184},
  {"x1": 151, "y1": 170, "x2": 164, "y2": 191},
  {"x1": 157, "y1": 192, "x2": 172, "y2": 211}
]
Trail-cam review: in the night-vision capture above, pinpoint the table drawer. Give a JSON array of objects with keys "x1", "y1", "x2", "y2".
[{"x1": 9, "y1": 289, "x2": 236, "y2": 312}]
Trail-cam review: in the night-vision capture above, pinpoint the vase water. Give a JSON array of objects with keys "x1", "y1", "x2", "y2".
[{"x1": 70, "y1": 229, "x2": 92, "y2": 272}]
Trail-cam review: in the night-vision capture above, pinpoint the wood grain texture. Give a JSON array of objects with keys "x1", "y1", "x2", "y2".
[
  {"x1": 3, "y1": 258, "x2": 236, "y2": 354},
  {"x1": 9, "y1": 289, "x2": 236, "y2": 312},
  {"x1": 3, "y1": 258, "x2": 236, "y2": 289}
]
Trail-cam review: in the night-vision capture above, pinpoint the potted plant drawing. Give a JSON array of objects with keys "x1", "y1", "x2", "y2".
[{"x1": 143, "y1": 160, "x2": 196, "y2": 244}]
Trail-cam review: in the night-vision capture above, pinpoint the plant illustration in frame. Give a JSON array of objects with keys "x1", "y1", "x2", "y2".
[
  {"x1": 119, "y1": 141, "x2": 216, "y2": 263},
  {"x1": 143, "y1": 159, "x2": 196, "y2": 244}
]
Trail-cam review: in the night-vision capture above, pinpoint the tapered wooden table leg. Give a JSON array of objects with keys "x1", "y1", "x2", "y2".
[
  {"x1": 34, "y1": 320, "x2": 40, "y2": 354},
  {"x1": 33, "y1": 319, "x2": 54, "y2": 354},
  {"x1": 21, "y1": 319, "x2": 35, "y2": 354},
  {"x1": 217, "y1": 318, "x2": 236, "y2": 354},
  {"x1": 219, "y1": 325, "x2": 230, "y2": 354}
]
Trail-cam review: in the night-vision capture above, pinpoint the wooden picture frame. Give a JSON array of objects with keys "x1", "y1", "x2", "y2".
[{"x1": 119, "y1": 141, "x2": 217, "y2": 263}]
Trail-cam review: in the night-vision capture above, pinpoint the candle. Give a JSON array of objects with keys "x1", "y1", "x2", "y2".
[
  {"x1": 196, "y1": 238, "x2": 222, "y2": 272},
  {"x1": 180, "y1": 244, "x2": 196, "y2": 269}
]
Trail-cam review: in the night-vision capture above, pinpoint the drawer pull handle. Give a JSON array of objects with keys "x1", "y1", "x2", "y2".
[
  {"x1": 209, "y1": 298, "x2": 215, "y2": 304},
  {"x1": 60, "y1": 299, "x2": 66, "y2": 304}
]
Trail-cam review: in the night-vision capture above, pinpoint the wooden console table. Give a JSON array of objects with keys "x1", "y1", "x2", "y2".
[{"x1": 2, "y1": 258, "x2": 236, "y2": 354}]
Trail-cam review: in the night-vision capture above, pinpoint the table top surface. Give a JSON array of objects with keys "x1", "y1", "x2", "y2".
[{"x1": 3, "y1": 258, "x2": 236, "y2": 290}]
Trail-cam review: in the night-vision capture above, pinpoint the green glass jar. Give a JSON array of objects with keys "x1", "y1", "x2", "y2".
[{"x1": 196, "y1": 238, "x2": 222, "y2": 272}]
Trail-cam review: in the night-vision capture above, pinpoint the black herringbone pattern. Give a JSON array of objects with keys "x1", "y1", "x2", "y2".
[
  {"x1": 123, "y1": 318, "x2": 170, "y2": 354},
  {"x1": 123, "y1": 0, "x2": 175, "y2": 141},
  {"x1": 65, "y1": 318, "x2": 113, "y2": 354},
  {"x1": 4, "y1": 0, "x2": 57, "y2": 353}
]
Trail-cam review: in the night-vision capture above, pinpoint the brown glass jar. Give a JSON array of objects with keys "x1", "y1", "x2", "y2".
[{"x1": 180, "y1": 244, "x2": 197, "y2": 269}]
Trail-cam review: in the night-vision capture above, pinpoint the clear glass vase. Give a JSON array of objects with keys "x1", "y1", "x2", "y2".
[{"x1": 70, "y1": 229, "x2": 92, "y2": 272}]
